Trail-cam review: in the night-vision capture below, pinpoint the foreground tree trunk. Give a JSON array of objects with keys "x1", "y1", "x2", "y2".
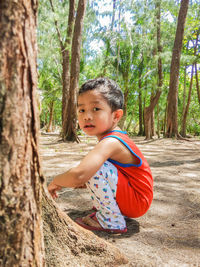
[
  {"x1": 166, "y1": 0, "x2": 189, "y2": 138},
  {"x1": 0, "y1": 2, "x2": 128, "y2": 266},
  {"x1": 0, "y1": 1, "x2": 45, "y2": 265}
]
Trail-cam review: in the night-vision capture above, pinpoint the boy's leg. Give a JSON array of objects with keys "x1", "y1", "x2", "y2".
[{"x1": 86, "y1": 161, "x2": 126, "y2": 230}]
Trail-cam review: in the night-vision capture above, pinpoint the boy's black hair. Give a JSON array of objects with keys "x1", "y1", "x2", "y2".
[{"x1": 78, "y1": 77, "x2": 124, "y2": 112}]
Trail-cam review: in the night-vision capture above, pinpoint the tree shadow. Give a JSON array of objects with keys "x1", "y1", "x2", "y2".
[{"x1": 151, "y1": 158, "x2": 200, "y2": 167}]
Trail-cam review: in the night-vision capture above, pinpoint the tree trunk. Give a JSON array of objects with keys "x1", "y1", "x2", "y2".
[
  {"x1": 163, "y1": 101, "x2": 167, "y2": 134},
  {"x1": 144, "y1": 90, "x2": 162, "y2": 139},
  {"x1": 144, "y1": 0, "x2": 162, "y2": 140},
  {"x1": 151, "y1": 107, "x2": 155, "y2": 137},
  {"x1": 194, "y1": 30, "x2": 200, "y2": 105},
  {"x1": 102, "y1": 0, "x2": 116, "y2": 76},
  {"x1": 182, "y1": 66, "x2": 187, "y2": 116},
  {"x1": 182, "y1": 42, "x2": 189, "y2": 115},
  {"x1": 195, "y1": 62, "x2": 200, "y2": 105},
  {"x1": 62, "y1": 0, "x2": 76, "y2": 125},
  {"x1": 166, "y1": 0, "x2": 189, "y2": 138},
  {"x1": 42, "y1": 190, "x2": 128, "y2": 267},
  {"x1": 116, "y1": 1, "x2": 121, "y2": 79},
  {"x1": 138, "y1": 71, "x2": 143, "y2": 135},
  {"x1": 0, "y1": 1, "x2": 45, "y2": 266},
  {"x1": 119, "y1": 75, "x2": 129, "y2": 129},
  {"x1": 47, "y1": 101, "x2": 54, "y2": 132},
  {"x1": 49, "y1": 0, "x2": 77, "y2": 140},
  {"x1": 181, "y1": 31, "x2": 199, "y2": 136},
  {"x1": 157, "y1": 103, "x2": 160, "y2": 138},
  {"x1": 63, "y1": 0, "x2": 87, "y2": 142},
  {"x1": 0, "y1": 1, "x2": 129, "y2": 266},
  {"x1": 180, "y1": 64, "x2": 194, "y2": 137},
  {"x1": 126, "y1": 106, "x2": 135, "y2": 132}
]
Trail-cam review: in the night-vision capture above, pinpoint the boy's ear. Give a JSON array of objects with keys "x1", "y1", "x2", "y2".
[{"x1": 113, "y1": 109, "x2": 123, "y2": 122}]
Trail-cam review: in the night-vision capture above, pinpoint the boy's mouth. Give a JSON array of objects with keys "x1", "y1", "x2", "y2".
[{"x1": 84, "y1": 124, "x2": 95, "y2": 129}]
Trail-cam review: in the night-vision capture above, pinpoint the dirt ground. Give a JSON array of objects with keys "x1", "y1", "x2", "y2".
[{"x1": 40, "y1": 133, "x2": 200, "y2": 267}]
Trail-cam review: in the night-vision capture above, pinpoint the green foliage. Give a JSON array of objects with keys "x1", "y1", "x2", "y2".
[{"x1": 38, "y1": 0, "x2": 200, "y2": 136}]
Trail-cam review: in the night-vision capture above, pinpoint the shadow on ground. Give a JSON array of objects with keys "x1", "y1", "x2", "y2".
[{"x1": 67, "y1": 208, "x2": 140, "y2": 239}]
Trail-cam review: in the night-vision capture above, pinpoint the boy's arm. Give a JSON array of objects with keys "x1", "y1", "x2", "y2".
[{"x1": 48, "y1": 138, "x2": 119, "y2": 192}]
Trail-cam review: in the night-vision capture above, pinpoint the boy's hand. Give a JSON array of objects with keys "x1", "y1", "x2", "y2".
[{"x1": 48, "y1": 182, "x2": 62, "y2": 199}]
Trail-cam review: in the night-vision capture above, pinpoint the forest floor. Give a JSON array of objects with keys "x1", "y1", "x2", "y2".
[{"x1": 40, "y1": 133, "x2": 200, "y2": 267}]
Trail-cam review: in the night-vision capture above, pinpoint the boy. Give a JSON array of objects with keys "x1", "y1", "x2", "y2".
[{"x1": 48, "y1": 77, "x2": 153, "y2": 233}]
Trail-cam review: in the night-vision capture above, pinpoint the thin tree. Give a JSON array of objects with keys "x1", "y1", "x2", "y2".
[
  {"x1": 144, "y1": 0, "x2": 162, "y2": 140},
  {"x1": 102, "y1": 0, "x2": 117, "y2": 76},
  {"x1": 49, "y1": 0, "x2": 76, "y2": 139},
  {"x1": 182, "y1": 41, "x2": 189, "y2": 117},
  {"x1": 166, "y1": 0, "x2": 189, "y2": 138},
  {"x1": 62, "y1": 0, "x2": 87, "y2": 141},
  {"x1": 194, "y1": 29, "x2": 200, "y2": 105},
  {"x1": 180, "y1": 29, "x2": 199, "y2": 136},
  {"x1": 117, "y1": 38, "x2": 132, "y2": 129},
  {"x1": 195, "y1": 62, "x2": 200, "y2": 105},
  {"x1": 180, "y1": 64, "x2": 194, "y2": 137},
  {"x1": 0, "y1": 1, "x2": 129, "y2": 266},
  {"x1": 138, "y1": 59, "x2": 144, "y2": 136}
]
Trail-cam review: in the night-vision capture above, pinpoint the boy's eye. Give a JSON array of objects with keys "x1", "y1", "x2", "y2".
[
  {"x1": 78, "y1": 109, "x2": 85, "y2": 113},
  {"x1": 93, "y1": 107, "x2": 100, "y2": 111}
]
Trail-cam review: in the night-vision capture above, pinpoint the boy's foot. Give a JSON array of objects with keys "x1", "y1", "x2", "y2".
[
  {"x1": 82, "y1": 213, "x2": 101, "y2": 228},
  {"x1": 75, "y1": 212, "x2": 127, "y2": 233}
]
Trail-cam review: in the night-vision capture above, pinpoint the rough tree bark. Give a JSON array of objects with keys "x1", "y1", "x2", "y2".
[
  {"x1": 166, "y1": 0, "x2": 189, "y2": 138},
  {"x1": 0, "y1": 1, "x2": 129, "y2": 266},
  {"x1": 0, "y1": 1, "x2": 45, "y2": 266}
]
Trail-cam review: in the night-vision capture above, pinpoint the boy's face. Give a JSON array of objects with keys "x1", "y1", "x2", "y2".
[{"x1": 77, "y1": 89, "x2": 121, "y2": 140}]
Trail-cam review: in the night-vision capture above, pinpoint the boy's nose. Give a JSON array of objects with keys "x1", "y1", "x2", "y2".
[{"x1": 84, "y1": 111, "x2": 92, "y2": 121}]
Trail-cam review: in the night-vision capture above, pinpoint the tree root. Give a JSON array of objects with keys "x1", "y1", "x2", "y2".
[{"x1": 42, "y1": 189, "x2": 129, "y2": 267}]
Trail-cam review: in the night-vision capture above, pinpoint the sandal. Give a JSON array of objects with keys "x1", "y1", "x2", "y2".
[{"x1": 75, "y1": 212, "x2": 127, "y2": 233}]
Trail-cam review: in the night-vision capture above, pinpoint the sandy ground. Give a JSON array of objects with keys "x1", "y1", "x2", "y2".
[{"x1": 40, "y1": 133, "x2": 200, "y2": 267}]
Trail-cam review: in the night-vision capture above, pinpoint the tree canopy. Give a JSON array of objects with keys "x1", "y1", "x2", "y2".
[{"x1": 38, "y1": 0, "x2": 200, "y2": 139}]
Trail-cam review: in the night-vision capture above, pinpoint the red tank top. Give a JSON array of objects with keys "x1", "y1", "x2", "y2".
[{"x1": 101, "y1": 130, "x2": 153, "y2": 218}]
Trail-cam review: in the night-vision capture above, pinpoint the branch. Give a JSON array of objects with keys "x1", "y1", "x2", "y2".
[{"x1": 49, "y1": 0, "x2": 64, "y2": 51}]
